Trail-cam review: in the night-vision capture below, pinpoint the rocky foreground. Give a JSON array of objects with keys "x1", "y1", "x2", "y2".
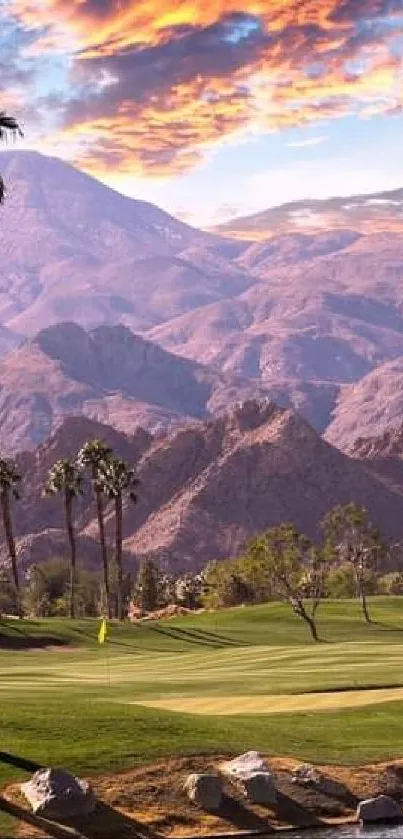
[{"x1": 5, "y1": 753, "x2": 403, "y2": 837}]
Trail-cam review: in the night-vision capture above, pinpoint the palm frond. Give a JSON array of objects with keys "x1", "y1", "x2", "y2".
[
  {"x1": 0, "y1": 110, "x2": 23, "y2": 205},
  {"x1": 43, "y1": 459, "x2": 83, "y2": 498},
  {"x1": 99, "y1": 456, "x2": 139, "y2": 501},
  {"x1": 0, "y1": 457, "x2": 22, "y2": 490},
  {"x1": 0, "y1": 112, "x2": 23, "y2": 137}
]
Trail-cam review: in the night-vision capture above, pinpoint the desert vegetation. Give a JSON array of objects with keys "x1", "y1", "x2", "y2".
[
  {"x1": 0, "y1": 439, "x2": 141, "y2": 620},
  {"x1": 0, "y1": 439, "x2": 397, "y2": 637}
]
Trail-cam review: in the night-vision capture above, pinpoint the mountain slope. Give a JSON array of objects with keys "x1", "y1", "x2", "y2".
[
  {"x1": 214, "y1": 189, "x2": 403, "y2": 240},
  {"x1": 0, "y1": 321, "x2": 266, "y2": 453},
  {"x1": 0, "y1": 151, "x2": 249, "y2": 338},
  {"x1": 325, "y1": 357, "x2": 403, "y2": 453},
  {"x1": 147, "y1": 232, "x2": 403, "y2": 433},
  {"x1": 4, "y1": 402, "x2": 403, "y2": 573},
  {"x1": 2, "y1": 152, "x2": 403, "y2": 443}
]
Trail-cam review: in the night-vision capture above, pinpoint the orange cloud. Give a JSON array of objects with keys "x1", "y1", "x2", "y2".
[
  {"x1": 44, "y1": 76, "x2": 254, "y2": 177},
  {"x1": 11, "y1": 0, "x2": 350, "y2": 55},
  {"x1": 7, "y1": 0, "x2": 403, "y2": 177}
]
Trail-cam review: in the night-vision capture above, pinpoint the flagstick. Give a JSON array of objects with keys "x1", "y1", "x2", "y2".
[
  {"x1": 104, "y1": 640, "x2": 111, "y2": 689},
  {"x1": 98, "y1": 618, "x2": 111, "y2": 689}
]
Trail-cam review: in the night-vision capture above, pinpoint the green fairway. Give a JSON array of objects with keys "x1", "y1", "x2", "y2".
[{"x1": 3, "y1": 598, "x2": 403, "y2": 834}]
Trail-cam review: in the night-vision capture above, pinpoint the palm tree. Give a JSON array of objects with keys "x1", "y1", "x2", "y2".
[
  {"x1": 0, "y1": 112, "x2": 23, "y2": 203},
  {"x1": 0, "y1": 458, "x2": 22, "y2": 617},
  {"x1": 100, "y1": 457, "x2": 139, "y2": 620},
  {"x1": 43, "y1": 459, "x2": 83, "y2": 618},
  {"x1": 77, "y1": 440, "x2": 113, "y2": 617}
]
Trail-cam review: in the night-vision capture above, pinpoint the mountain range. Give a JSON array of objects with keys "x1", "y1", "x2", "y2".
[
  {"x1": 0, "y1": 320, "x2": 268, "y2": 453},
  {"x1": 2, "y1": 151, "x2": 403, "y2": 445},
  {"x1": 4, "y1": 402, "x2": 403, "y2": 574},
  {"x1": 1, "y1": 151, "x2": 403, "y2": 569},
  {"x1": 214, "y1": 188, "x2": 403, "y2": 240}
]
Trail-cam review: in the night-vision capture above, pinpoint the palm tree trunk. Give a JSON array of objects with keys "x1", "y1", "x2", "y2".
[
  {"x1": 115, "y1": 494, "x2": 123, "y2": 621},
  {"x1": 65, "y1": 492, "x2": 76, "y2": 619},
  {"x1": 95, "y1": 486, "x2": 111, "y2": 618},
  {"x1": 1, "y1": 489, "x2": 22, "y2": 618}
]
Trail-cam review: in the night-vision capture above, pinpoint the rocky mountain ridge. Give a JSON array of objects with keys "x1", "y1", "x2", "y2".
[
  {"x1": 3, "y1": 402, "x2": 403, "y2": 573},
  {"x1": 1, "y1": 152, "x2": 403, "y2": 444},
  {"x1": 0, "y1": 321, "x2": 268, "y2": 453}
]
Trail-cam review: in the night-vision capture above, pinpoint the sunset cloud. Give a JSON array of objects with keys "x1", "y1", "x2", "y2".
[{"x1": 4, "y1": 0, "x2": 403, "y2": 178}]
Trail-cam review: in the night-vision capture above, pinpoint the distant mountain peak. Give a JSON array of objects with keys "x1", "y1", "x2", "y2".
[{"x1": 214, "y1": 186, "x2": 403, "y2": 240}]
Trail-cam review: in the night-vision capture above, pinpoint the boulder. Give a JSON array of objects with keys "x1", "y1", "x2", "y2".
[
  {"x1": 292, "y1": 763, "x2": 344, "y2": 797},
  {"x1": 21, "y1": 768, "x2": 96, "y2": 820},
  {"x1": 292, "y1": 764, "x2": 322, "y2": 786},
  {"x1": 184, "y1": 773, "x2": 222, "y2": 811},
  {"x1": 357, "y1": 795, "x2": 403, "y2": 824},
  {"x1": 240, "y1": 772, "x2": 277, "y2": 805},
  {"x1": 221, "y1": 751, "x2": 270, "y2": 779}
]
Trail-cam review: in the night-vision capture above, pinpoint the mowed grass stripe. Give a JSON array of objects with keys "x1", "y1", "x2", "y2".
[{"x1": 2, "y1": 641, "x2": 403, "y2": 695}]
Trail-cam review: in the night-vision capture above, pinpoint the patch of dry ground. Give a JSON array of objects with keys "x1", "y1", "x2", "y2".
[{"x1": 5, "y1": 755, "x2": 403, "y2": 838}]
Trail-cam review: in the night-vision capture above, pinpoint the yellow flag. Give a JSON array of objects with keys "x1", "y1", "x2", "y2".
[{"x1": 98, "y1": 618, "x2": 107, "y2": 644}]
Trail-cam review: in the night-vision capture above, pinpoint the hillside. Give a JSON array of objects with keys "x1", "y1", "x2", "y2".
[
  {"x1": 4, "y1": 401, "x2": 403, "y2": 573},
  {"x1": 148, "y1": 231, "x2": 403, "y2": 433},
  {"x1": 0, "y1": 151, "x2": 248, "y2": 340},
  {"x1": 2, "y1": 152, "x2": 403, "y2": 442},
  {"x1": 0, "y1": 321, "x2": 267, "y2": 453},
  {"x1": 214, "y1": 189, "x2": 403, "y2": 240},
  {"x1": 325, "y1": 357, "x2": 403, "y2": 452}
]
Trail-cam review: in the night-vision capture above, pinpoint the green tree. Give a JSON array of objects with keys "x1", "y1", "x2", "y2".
[
  {"x1": 0, "y1": 112, "x2": 23, "y2": 203},
  {"x1": 376, "y1": 572, "x2": 403, "y2": 596},
  {"x1": 24, "y1": 560, "x2": 69, "y2": 617},
  {"x1": 135, "y1": 559, "x2": 160, "y2": 613},
  {"x1": 100, "y1": 456, "x2": 139, "y2": 620},
  {"x1": 203, "y1": 561, "x2": 251, "y2": 608},
  {"x1": 248, "y1": 523, "x2": 326, "y2": 641},
  {"x1": 0, "y1": 457, "x2": 22, "y2": 617},
  {"x1": 24, "y1": 559, "x2": 102, "y2": 617},
  {"x1": 43, "y1": 459, "x2": 83, "y2": 618},
  {"x1": 321, "y1": 503, "x2": 385, "y2": 624},
  {"x1": 238, "y1": 550, "x2": 275, "y2": 604},
  {"x1": 175, "y1": 573, "x2": 205, "y2": 609},
  {"x1": 325, "y1": 563, "x2": 357, "y2": 599},
  {"x1": 77, "y1": 439, "x2": 113, "y2": 617}
]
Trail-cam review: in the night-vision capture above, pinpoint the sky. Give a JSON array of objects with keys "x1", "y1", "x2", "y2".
[{"x1": 1, "y1": 0, "x2": 403, "y2": 226}]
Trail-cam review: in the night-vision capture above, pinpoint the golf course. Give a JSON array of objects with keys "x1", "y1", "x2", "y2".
[{"x1": 3, "y1": 598, "x2": 403, "y2": 836}]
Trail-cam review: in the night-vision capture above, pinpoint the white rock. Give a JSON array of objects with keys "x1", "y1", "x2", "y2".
[
  {"x1": 184, "y1": 773, "x2": 222, "y2": 811},
  {"x1": 357, "y1": 795, "x2": 402, "y2": 823},
  {"x1": 21, "y1": 768, "x2": 96, "y2": 819},
  {"x1": 221, "y1": 751, "x2": 270, "y2": 779}
]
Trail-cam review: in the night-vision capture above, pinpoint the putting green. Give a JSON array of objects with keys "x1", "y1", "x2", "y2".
[{"x1": 131, "y1": 686, "x2": 403, "y2": 715}]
